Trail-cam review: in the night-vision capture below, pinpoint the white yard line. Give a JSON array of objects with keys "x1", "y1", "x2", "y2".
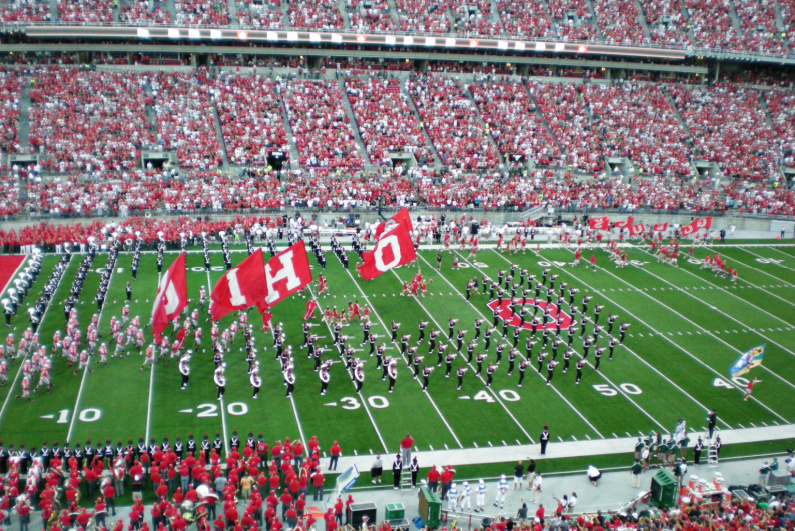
[
  {"x1": 68, "y1": 254, "x2": 116, "y2": 442},
  {"x1": 340, "y1": 267, "x2": 466, "y2": 449},
  {"x1": 264, "y1": 301, "x2": 307, "y2": 449},
  {"x1": 524, "y1": 250, "x2": 732, "y2": 428},
  {"x1": 714, "y1": 246, "x2": 795, "y2": 289},
  {"x1": 392, "y1": 266, "x2": 539, "y2": 443},
  {"x1": 307, "y1": 285, "x2": 390, "y2": 453},
  {"x1": 734, "y1": 246, "x2": 795, "y2": 276},
  {"x1": 624, "y1": 250, "x2": 795, "y2": 378},
  {"x1": 0, "y1": 255, "x2": 71, "y2": 426},
  {"x1": 546, "y1": 249, "x2": 790, "y2": 423},
  {"x1": 475, "y1": 251, "x2": 667, "y2": 433},
  {"x1": 635, "y1": 246, "x2": 795, "y2": 333},
  {"x1": 428, "y1": 251, "x2": 605, "y2": 439}
]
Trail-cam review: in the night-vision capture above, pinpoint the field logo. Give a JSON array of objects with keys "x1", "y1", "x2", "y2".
[{"x1": 486, "y1": 299, "x2": 573, "y2": 330}]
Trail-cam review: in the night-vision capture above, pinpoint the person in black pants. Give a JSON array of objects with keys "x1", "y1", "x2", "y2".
[
  {"x1": 126, "y1": 282, "x2": 132, "y2": 301},
  {"x1": 540, "y1": 424, "x2": 550, "y2": 455},
  {"x1": 392, "y1": 455, "x2": 402, "y2": 490},
  {"x1": 707, "y1": 409, "x2": 717, "y2": 439}
]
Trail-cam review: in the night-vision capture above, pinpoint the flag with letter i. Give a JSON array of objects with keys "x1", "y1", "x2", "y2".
[{"x1": 210, "y1": 248, "x2": 270, "y2": 323}]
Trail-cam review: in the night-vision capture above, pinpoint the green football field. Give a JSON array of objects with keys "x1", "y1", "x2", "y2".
[{"x1": 0, "y1": 240, "x2": 794, "y2": 461}]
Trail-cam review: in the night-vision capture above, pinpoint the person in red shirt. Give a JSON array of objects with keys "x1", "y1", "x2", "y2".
[
  {"x1": 329, "y1": 441, "x2": 341, "y2": 471},
  {"x1": 426, "y1": 465, "x2": 440, "y2": 493},
  {"x1": 399, "y1": 434, "x2": 414, "y2": 464},
  {"x1": 333, "y1": 498, "x2": 344, "y2": 526},
  {"x1": 280, "y1": 489, "x2": 293, "y2": 520},
  {"x1": 225, "y1": 505, "x2": 239, "y2": 529},
  {"x1": 312, "y1": 471, "x2": 325, "y2": 502},
  {"x1": 103, "y1": 482, "x2": 117, "y2": 516},
  {"x1": 535, "y1": 504, "x2": 545, "y2": 526}
]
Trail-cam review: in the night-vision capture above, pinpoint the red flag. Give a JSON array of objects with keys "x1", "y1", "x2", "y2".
[
  {"x1": 304, "y1": 299, "x2": 318, "y2": 320},
  {"x1": 680, "y1": 223, "x2": 696, "y2": 237},
  {"x1": 613, "y1": 216, "x2": 634, "y2": 229},
  {"x1": 653, "y1": 222, "x2": 669, "y2": 232},
  {"x1": 692, "y1": 217, "x2": 712, "y2": 230},
  {"x1": 588, "y1": 217, "x2": 610, "y2": 231},
  {"x1": 210, "y1": 248, "x2": 269, "y2": 323},
  {"x1": 629, "y1": 222, "x2": 645, "y2": 236},
  {"x1": 360, "y1": 222, "x2": 417, "y2": 280},
  {"x1": 265, "y1": 241, "x2": 313, "y2": 307},
  {"x1": 375, "y1": 207, "x2": 414, "y2": 238},
  {"x1": 176, "y1": 328, "x2": 187, "y2": 347},
  {"x1": 151, "y1": 252, "x2": 188, "y2": 342}
]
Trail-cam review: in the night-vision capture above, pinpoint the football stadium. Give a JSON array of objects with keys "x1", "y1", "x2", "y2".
[{"x1": 0, "y1": 3, "x2": 793, "y2": 530}]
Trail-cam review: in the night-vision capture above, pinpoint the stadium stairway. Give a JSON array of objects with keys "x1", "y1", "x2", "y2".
[
  {"x1": 165, "y1": 0, "x2": 178, "y2": 24},
  {"x1": 726, "y1": 0, "x2": 745, "y2": 35},
  {"x1": 336, "y1": 76, "x2": 376, "y2": 170},
  {"x1": 228, "y1": 0, "x2": 238, "y2": 23},
  {"x1": 774, "y1": 0, "x2": 785, "y2": 31},
  {"x1": 47, "y1": 0, "x2": 57, "y2": 20},
  {"x1": 275, "y1": 82, "x2": 302, "y2": 170},
  {"x1": 404, "y1": 82, "x2": 444, "y2": 171},
  {"x1": 521, "y1": 80, "x2": 570, "y2": 169},
  {"x1": 463, "y1": 85, "x2": 502, "y2": 161},
  {"x1": 633, "y1": 0, "x2": 654, "y2": 41},
  {"x1": 209, "y1": 99, "x2": 232, "y2": 168},
  {"x1": 336, "y1": 0, "x2": 351, "y2": 30},
  {"x1": 322, "y1": 424, "x2": 792, "y2": 476},
  {"x1": 18, "y1": 79, "x2": 31, "y2": 152}
]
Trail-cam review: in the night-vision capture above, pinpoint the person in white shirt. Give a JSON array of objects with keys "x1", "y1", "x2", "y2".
[
  {"x1": 494, "y1": 474, "x2": 509, "y2": 509},
  {"x1": 475, "y1": 479, "x2": 487, "y2": 513},
  {"x1": 567, "y1": 492, "x2": 577, "y2": 513},
  {"x1": 531, "y1": 473, "x2": 542, "y2": 504},
  {"x1": 447, "y1": 483, "x2": 459, "y2": 513},
  {"x1": 459, "y1": 481, "x2": 472, "y2": 512},
  {"x1": 587, "y1": 465, "x2": 602, "y2": 486}
]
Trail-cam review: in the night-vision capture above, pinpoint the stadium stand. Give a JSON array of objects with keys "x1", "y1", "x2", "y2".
[
  {"x1": 344, "y1": 76, "x2": 433, "y2": 167},
  {"x1": 27, "y1": 69, "x2": 153, "y2": 172},
  {"x1": 667, "y1": 83, "x2": 780, "y2": 180},
  {"x1": 209, "y1": 73, "x2": 289, "y2": 166},
  {"x1": 281, "y1": 79, "x2": 365, "y2": 169},
  {"x1": 407, "y1": 74, "x2": 500, "y2": 171}
]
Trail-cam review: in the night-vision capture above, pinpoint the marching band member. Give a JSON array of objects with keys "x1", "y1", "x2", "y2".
[
  {"x1": 319, "y1": 361, "x2": 331, "y2": 396},
  {"x1": 214, "y1": 364, "x2": 226, "y2": 400},
  {"x1": 250, "y1": 363, "x2": 262, "y2": 399},
  {"x1": 178, "y1": 351, "x2": 191, "y2": 390}
]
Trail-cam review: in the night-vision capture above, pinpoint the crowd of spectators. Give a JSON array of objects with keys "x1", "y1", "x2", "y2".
[
  {"x1": 0, "y1": 174, "x2": 22, "y2": 217},
  {"x1": 591, "y1": 0, "x2": 647, "y2": 44},
  {"x1": 173, "y1": 0, "x2": 229, "y2": 25},
  {"x1": 582, "y1": 82, "x2": 693, "y2": 176},
  {"x1": 667, "y1": 83, "x2": 780, "y2": 180},
  {"x1": 209, "y1": 73, "x2": 289, "y2": 166},
  {"x1": 496, "y1": 0, "x2": 554, "y2": 38},
  {"x1": 470, "y1": 80, "x2": 565, "y2": 168},
  {"x1": 118, "y1": 0, "x2": 172, "y2": 25},
  {"x1": 234, "y1": 0, "x2": 283, "y2": 28},
  {"x1": 56, "y1": 0, "x2": 113, "y2": 23},
  {"x1": 0, "y1": 0, "x2": 50, "y2": 23},
  {"x1": 451, "y1": 0, "x2": 501, "y2": 36},
  {"x1": 282, "y1": 79, "x2": 365, "y2": 169},
  {"x1": 684, "y1": 0, "x2": 744, "y2": 51},
  {"x1": 763, "y1": 89, "x2": 795, "y2": 169},
  {"x1": 408, "y1": 75, "x2": 500, "y2": 171},
  {"x1": 152, "y1": 71, "x2": 225, "y2": 170},
  {"x1": 529, "y1": 80, "x2": 606, "y2": 174},
  {"x1": 4, "y1": 0, "x2": 795, "y2": 58},
  {"x1": 347, "y1": 0, "x2": 397, "y2": 32},
  {"x1": 545, "y1": 0, "x2": 599, "y2": 41},
  {"x1": 286, "y1": 0, "x2": 344, "y2": 30},
  {"x1": 28, "y1": 69, "x2": 153, "y2": 173},
  {"x1": 394, "y1": 0, "x2": 451, "y2": 34},
  {"x1": 0, "y1": 68, "x2": 21, "y2": 155},
  {"x1": 637, "y1": 0, "x2": 690, "y2": 46},
  {"x1": 733, "y1": 0, "x2": 785, "y2": 55},
  {"x1": 344, "y1": 76, "x2": 434, "y2": 167}
]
